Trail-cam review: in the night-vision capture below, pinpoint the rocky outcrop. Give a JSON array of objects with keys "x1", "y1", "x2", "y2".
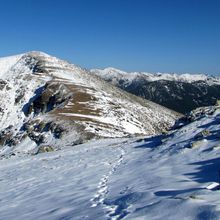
[
  {"x1": 173, "y1": 105, "x2": 220, "y2": 129},
  {"x1": 24, "y1": 82, "x2": 73, "y2": 116}
]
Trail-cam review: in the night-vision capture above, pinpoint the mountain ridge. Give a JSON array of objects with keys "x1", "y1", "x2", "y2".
[
  {"x1": 91, "y1": 67, "x2": 220, "y2": 84},
  {"x1": 0, "y1": 51, "x2": 180, "y2": 157},
  {"x1": 91, "y1": 67, "x2": 220, "y2": 113}
]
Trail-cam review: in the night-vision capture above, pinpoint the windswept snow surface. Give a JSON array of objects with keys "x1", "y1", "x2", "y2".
[{"x1": 1, "y1": 107, "x2": 220, "y2": 219}]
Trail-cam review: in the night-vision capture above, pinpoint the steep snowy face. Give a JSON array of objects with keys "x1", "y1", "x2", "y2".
[
  {"x1": 0, "y1": 52, "x2": 180, "y2": 156},
  {"x1": 0, "y1": 54, "x2": 22, "y2": 78},
  {"x1": 0, "y1": 53, "x2": 45, "y2": 130},
  {"x1": 91, "y1": 68, "x2": 220, "y2": 113}
]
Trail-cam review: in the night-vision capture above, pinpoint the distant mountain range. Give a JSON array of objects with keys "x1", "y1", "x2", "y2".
[
  {"x1": 91, "y1": 67, "x2": 220, "y2": 113},
  {"x1": 0, "y1": 52, "x2": 180, "y2": 156}
]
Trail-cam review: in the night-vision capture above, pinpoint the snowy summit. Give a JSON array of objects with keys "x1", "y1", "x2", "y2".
[{"x1": 0, "y1": 51, "x2": 180, "y2": 156}]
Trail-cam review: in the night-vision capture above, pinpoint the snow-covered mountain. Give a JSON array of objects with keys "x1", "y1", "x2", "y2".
[
  {"x1": 91, "y1": 67, "x2": 220, "y2": 113},
  {"x1": 1, "y1": 104, "x2": 220, "y2": 219},
  {"x1": 0, "y1": 52, "x2": 180, "y2": 156},
  {"x1": 1, "y1": 52, "x2": 220, "y2": 219}
]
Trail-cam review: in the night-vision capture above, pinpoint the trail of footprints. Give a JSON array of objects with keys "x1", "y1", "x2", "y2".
[{"x1": 90, "y1": 146, "x2": 125, "y2": 219}]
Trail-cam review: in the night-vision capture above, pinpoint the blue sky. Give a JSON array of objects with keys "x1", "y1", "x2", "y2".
[{"x1": 0, "y1": 0, "x2": 219, "y2": 75}]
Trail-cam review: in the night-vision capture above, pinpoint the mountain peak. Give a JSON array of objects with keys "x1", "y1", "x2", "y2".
[
  {"x1": 91, "y1": 67, "x2": 128, "y2": 76},
  {"x1": 25, "y1": 51, "x2": 51, "y2": 57},
  {"x1": 0, "y1": 52, "x2": 180, "y2": 156}
]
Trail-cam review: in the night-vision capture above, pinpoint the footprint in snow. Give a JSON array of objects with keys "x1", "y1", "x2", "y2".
[{"x1": 90, "y1": 147, "x2": 125, "y2": 211}]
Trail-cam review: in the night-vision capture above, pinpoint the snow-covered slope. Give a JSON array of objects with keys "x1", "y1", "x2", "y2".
[
  {"x1": 91, "y1": 67, "x2": 220, "y2": 113},
  {"x1": 0, "y1": 54, "x2": 22, "y2": 78},
  {"x1": 0, "y1": 105, "x2": 220, "y2": 219},
  {"x1": 0, "y1": 52, "x2": 180, "y2": 156}
]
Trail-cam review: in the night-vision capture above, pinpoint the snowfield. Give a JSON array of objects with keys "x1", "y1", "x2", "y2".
[{"x1": 1, "y1": 107, "x2": 220, "y2": 219}]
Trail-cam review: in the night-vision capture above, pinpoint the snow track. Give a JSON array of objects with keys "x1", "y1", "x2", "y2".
[{"x1": 90, "y1": 145, "x2": 126, "y2": 219}]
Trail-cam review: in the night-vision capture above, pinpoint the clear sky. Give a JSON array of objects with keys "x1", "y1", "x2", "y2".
[{"x1": 0, "y1": 0, "x2": 219, "y2": 75}]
